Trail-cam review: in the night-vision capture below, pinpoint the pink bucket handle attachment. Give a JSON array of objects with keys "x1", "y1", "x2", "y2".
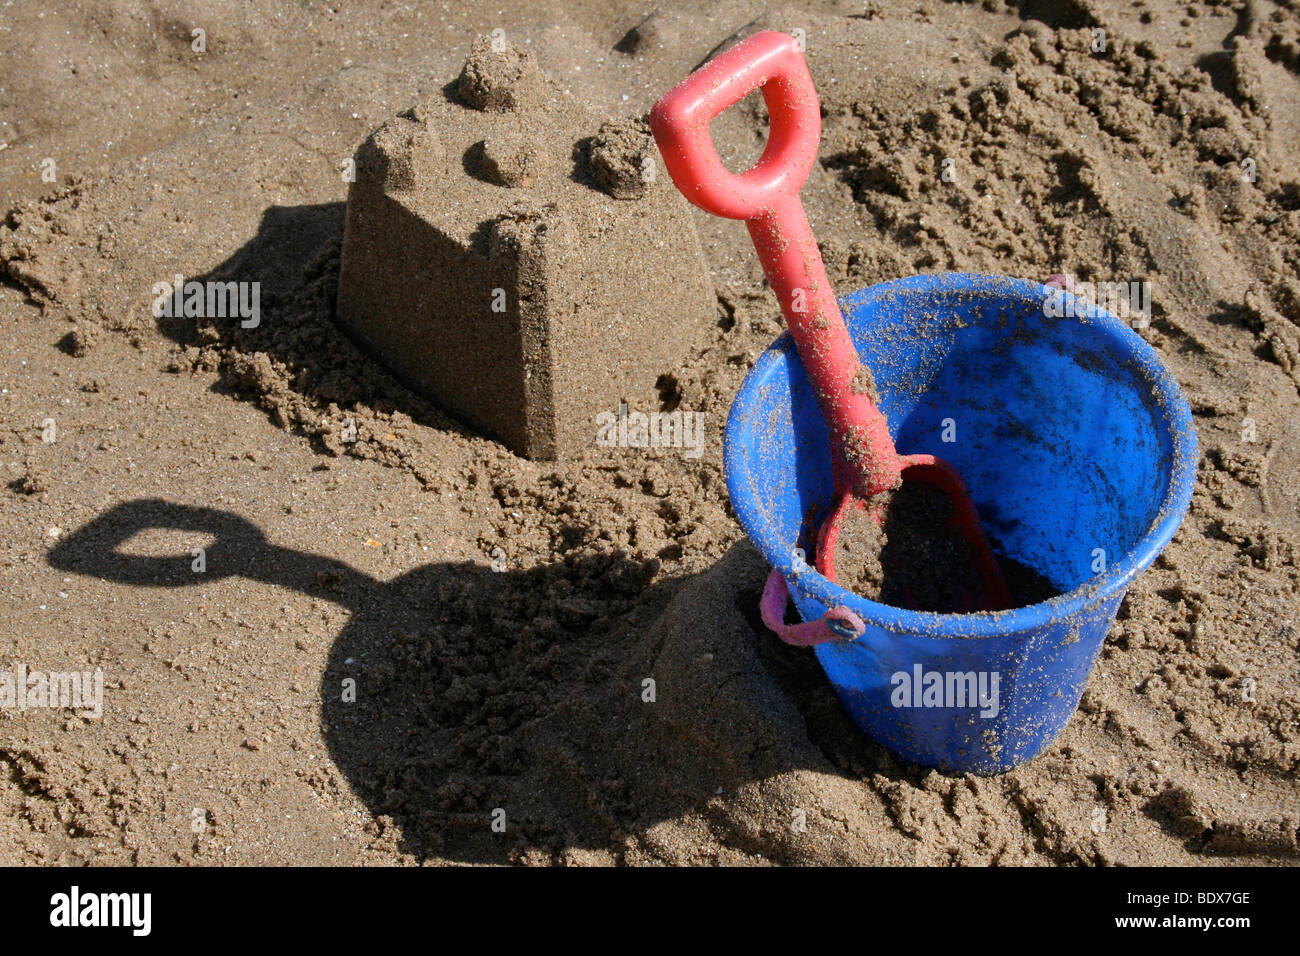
[{"x1": 759, "y1": 567, "x2": 866, "y2": 647}]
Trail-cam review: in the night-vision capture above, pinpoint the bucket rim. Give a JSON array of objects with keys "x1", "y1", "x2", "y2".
[{"x1": 723, "y1": 272, "x2": 1199, "y2": 639}]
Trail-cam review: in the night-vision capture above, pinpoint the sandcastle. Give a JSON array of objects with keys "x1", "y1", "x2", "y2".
[{"x1": 336, "y1": 36, "x2": 715, "y2": 459}]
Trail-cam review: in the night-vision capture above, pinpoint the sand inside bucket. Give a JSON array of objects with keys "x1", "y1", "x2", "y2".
[{"x1": 832, "y1": 482, "x2": 1059, "y2": 612}]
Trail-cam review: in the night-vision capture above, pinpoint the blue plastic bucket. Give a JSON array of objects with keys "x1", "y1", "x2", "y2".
[{"x1": 725, "y1": 273, "x2": 1197, "y2": 774}]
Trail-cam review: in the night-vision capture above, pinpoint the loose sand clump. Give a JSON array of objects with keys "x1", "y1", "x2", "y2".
[
  {"x1": 457, "y1": 35, "x2": 548, "y2": 113},
  {"x1": 474, "y1": 131, "x2": 545, "y2": 188},
  {"x1": 588, "y1": 119, "x2": 658, "y2": 200}
]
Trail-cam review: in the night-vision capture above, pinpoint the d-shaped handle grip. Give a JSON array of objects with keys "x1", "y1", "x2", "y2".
[{"x1": 649, "y1": 31, "x2": 820, "y2": 221}]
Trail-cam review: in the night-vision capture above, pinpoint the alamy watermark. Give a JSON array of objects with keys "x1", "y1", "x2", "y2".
[
  {"x1": 891, "y1": 664, "x2": 1000, "y2": 718},
  {"x1": 0, "y1": 664, "x2": 104, "y2": 719},
  {"x1": 50, "y1": 886, "x2": 150, "y2": 936},
  {"x1": 151, "y1": 274, "x2": 260, "y2": 328},
  {"x1": 1044, "y1": 277, "x2": 1151, "y2": 327},
  {"x1": 595, "y1": 402, "x2": 705, "y2": 459}
]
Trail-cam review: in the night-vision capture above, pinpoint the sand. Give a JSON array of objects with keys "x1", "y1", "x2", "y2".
[
  {"x1": 1, "y1": 0, "x2": 1298, "y2": 865},
  {"x1": 334, "y1": 40, "x2": 713, "y2": 460},
  {"x1": 831, "y1": 483, "x2": 1061, "y2": 612},
  {"x1": 832, "y1": 483, "x2": 985, "y2": 612}
]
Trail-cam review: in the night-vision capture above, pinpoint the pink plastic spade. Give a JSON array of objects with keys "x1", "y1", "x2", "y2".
[{"x1": 650, "y1": 31, "x2": 1011, "y2": 612}]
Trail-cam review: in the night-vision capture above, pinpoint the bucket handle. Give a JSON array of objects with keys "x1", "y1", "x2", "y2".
[{"x1": 760, "y1": 568, "x2": 865, "y2": 647}]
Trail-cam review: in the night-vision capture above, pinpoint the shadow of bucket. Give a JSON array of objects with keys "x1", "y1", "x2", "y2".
[{"x1": 725, "y1": 273, "x2": 1197, "y2": 774}]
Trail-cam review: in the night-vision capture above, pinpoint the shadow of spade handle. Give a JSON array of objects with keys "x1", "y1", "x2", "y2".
[{"x1": 47, "y1": 498, "x2": 378, "y2": 611}]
